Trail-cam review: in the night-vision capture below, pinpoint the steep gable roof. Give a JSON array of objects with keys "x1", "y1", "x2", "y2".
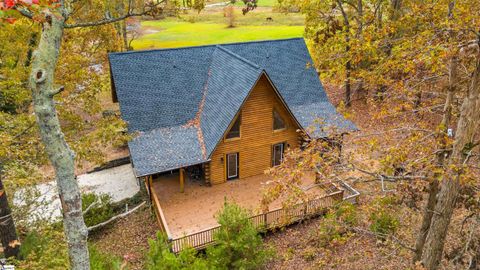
[
  {"x1": 110, "y1": 45, "x2": 214, "y2": 131},
  {"x1": 109, "y1": 38, "x2": 357, "y2": 177},
  {"x1": 200, "y1": 46, "x2": 263, "y2": 156}
]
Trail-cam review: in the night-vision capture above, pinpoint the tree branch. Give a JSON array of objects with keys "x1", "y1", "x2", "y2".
[
  {"x1": 87, "y1": 201, "x2": 146, "y2": 232},
  {"x1": 13, "y1": 4, "x2": 33, "y2": 19},
  {"x1": 351, "y1": 164, "x2": 430, "y2": 182},
  {"x1": 82, "y1": 198, "x2": 100, "y2": 216},
  {"x1": 64, "y1": 0, "x2": 166, "y2": 29},
  {"x1": 48, "y1": 86, "x2": 65, "y2": 97},
  {"x1": 349, "y1": 225, "x2": 416, "y2": 252}
]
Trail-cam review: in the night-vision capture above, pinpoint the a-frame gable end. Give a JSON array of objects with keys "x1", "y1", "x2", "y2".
[
  {"x1": 208, "y1": 71, "x2": 304, "y2": 159},
  {"x1": 207, "y1": 72, "x2": 304, "y2": 184},
  {"x1": 261, "y1": 72, "x2": 304, "y2": 133}
]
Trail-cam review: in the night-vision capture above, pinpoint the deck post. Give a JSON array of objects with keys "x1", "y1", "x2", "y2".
[{"x1": 180, "y1": 168, "x2": 185, "y2": 193}]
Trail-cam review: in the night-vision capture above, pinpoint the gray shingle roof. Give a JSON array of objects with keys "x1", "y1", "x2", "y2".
[
  {"x1": 200, "y1": 46, "x2": 263, "y2": 155},
  {"x1": 109, "y1": 38, "x2": 357, "y2": 177},
  {"x1": 128, "y1": 126, "x2": 207, "y2": 176}
]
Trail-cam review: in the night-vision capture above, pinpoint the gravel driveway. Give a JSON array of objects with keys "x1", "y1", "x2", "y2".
[{"x1": 15, "y1": 164, "x2": 139, "y2": 221}]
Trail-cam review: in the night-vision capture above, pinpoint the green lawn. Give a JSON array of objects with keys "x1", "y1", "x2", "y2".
[{"x1": 132, "y1": 19, "x2": 304, "y2": 49}]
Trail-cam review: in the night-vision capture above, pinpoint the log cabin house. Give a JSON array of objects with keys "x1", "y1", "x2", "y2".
[{"x1": 108, "y1": 38, "x2": 356, "y2": 194}]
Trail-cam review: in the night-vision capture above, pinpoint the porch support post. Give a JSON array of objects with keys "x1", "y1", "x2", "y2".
[{"x1": 180, "y1": 168, "x2": 185, "y2": 193}]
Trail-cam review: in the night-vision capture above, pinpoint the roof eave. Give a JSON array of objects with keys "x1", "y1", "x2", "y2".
[{"x1": 134, "y1": 159, "x2": 211, "y2": 178}]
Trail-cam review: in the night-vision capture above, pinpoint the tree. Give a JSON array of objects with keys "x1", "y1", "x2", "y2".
[
  {"x1": 0, "y1": 165, "x2": 20, "y2": 258},
  {"x1": 206, "y1": 202, "x2": 272, "y2": 270},
  {"x1": 0, "y1": 1, "x2": 164, "y2": 269},
  {"x1": 146, "y1": 202, "x2": 271, "y2": 270},
  {"x1": 146, "y1": 233, "x2": 209, "y2": 270},
  {"x1": 269, "y1": 1, "x2": 480, "y2": 268},
  {"x1": 421, "y1": 40, "x2": 480, "y2": 269}
]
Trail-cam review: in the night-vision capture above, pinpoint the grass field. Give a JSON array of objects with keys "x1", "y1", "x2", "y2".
[
  {"x1": 132, "y1": 6, "x2": 305, "y2": 50},
  {"x1": 132, "y1": 19, "x2": 304, "y2": 49}
]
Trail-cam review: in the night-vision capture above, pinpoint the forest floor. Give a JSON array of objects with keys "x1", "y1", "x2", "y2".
[{"x1": 89, "y1": 206, "x2": 158, "y2": 270}]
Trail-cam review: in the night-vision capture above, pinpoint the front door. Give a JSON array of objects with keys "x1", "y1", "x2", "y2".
[
  {"x1": 226, "y1": 153, "x2": 239, "y2": 180},
  {"x1": 272, "y1": 143, "x2": 284, "y2": 166}
]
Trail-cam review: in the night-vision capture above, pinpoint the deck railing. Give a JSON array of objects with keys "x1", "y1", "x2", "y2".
[
  {"x1": 167, "y1": 189, "x2": 345, "y2": 253},
  {"x1": 151, "y1": 190, "x2": 172, "y2": 238}
]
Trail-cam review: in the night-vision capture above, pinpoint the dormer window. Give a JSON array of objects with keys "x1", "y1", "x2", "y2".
[
  {"x1": 273, "y1": 109, "x2": 286, "y2": 131},
  {"x1": 226, "y1": 115, "x2": 241, "y2": 139}
]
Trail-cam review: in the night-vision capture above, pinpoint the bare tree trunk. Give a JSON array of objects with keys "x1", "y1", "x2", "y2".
[
  {"x1": 29, "y1": 9, "x2": 90, "y2": 270},
  {"x1": 414, "y1": 179, "x2": 439, "y2": 261},
  {"x1": 413, "y1": 56, "x2": 458, "y2": 261},
  {"x1": 122, "y1": 20, "x2": 129, "y2": 50},
  {"x1": 421, "y1": 50, "x2": 480, "y2": 270},
  {"x1": 375, "y1": 0, "x2": 402, "y2": 101},
  {"x1": 414, "y1": 2, "x2": 457, "y2": 261},
  {"x1": 390, "y1": 0, "x2": 402, "y2": 20},
  {"x1": 345, "y1": 52, "x2": 352, "y2": 107},
  {"x1": 337, "y1": 0, "x2": 352, "y2": 107},
  {"x1": 0, "y1": 166, "x2": 20, "y2": 259}
]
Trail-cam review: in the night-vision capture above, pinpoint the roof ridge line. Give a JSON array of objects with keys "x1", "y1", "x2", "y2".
[
  {"x1": 108, "y1": 37, "x2": 305, "y2": 56},
  {"x1": 215, "y1": 45, "x2": 260, "y2": 69}
]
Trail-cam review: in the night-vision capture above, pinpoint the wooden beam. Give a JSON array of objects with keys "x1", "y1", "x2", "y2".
[{"x1": 180, "y1": 168, "x2": 185, "y2": 193}]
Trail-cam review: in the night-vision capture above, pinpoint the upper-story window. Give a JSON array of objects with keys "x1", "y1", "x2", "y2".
[
  {"x1": 273, "y1": 109, "x2": 286, "y2": 131},
  {"x1": 226, "y1": 115, "x2": 241, "y2": 139}
]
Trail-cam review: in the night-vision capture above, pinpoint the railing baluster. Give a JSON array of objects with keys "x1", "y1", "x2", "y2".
[{"x1": 169, "y1": 190, "x2": 346, "y2": 253}]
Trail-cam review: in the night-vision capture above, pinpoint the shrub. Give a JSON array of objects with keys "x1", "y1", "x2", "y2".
[
  {"x1": 146, "y1": 233, "x2": 208, "y2": 270},
  {"x1": 335, "y1": 202, "x2": 358, "y2": 226},
  {"x1": 369, "y1": 196, "x2": 399, "y2": 239},
  {"x1": 16, "y1": 229, "x2": 68, "y2": 270},
  {"x1": 206, "y1": 202, "x2": 273, "y2": 270},
  {"x1": 314, "y1": 202, "x2": 357, "y2": 248},
  {"x1": 82, "y1": 193, "x2": 114, "y2": 227},
  {"x1": 89, "y1": 245, "x2": 122, "y2": 270},
  {"x1": 301, "y1": 247, "x2": 317, "y2": 261},
  {"x1": 315, "y1": 212, "x2": 349, "y2": 247},
  {"x1": 146, "y1": 202, "x2": 272, "y2": 270},
  {"x1": 369, "y1": 210, "x2": 399, "y2": 238}
]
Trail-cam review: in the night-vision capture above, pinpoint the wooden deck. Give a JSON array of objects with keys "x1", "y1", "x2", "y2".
[
  {"x1": 150, "y1": 171, "x2": 324, "y2": 238},
  {"x1": 148, "y1": 172, "x2": 358, "y2": 252}
]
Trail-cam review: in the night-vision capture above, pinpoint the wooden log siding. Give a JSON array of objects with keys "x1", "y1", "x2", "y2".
[
  {"x1": 169, "y1": 189, "x2": 344, "y2": 253},
  {"x1": 209, "y1": 75, "x2": 302, "y2": 184}
]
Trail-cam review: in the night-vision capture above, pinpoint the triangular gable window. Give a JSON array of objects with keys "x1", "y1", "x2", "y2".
[
  {"x1": 226, "y1": 115, "x2": 241, "y2": 139},
  {"x1": 273, "y1": 109, "x2": 286, "y2": 131}
]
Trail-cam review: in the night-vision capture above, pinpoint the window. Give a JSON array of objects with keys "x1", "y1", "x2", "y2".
[
  {"x1": 273, "y1": 109, "x2": 286, "y2": 131},
  {"x1": 226, "y1": 115, "x2": 241, "y2": 139},
  {"x1": 272, "y1": 143, "x2": 285, "y2": 166}
]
